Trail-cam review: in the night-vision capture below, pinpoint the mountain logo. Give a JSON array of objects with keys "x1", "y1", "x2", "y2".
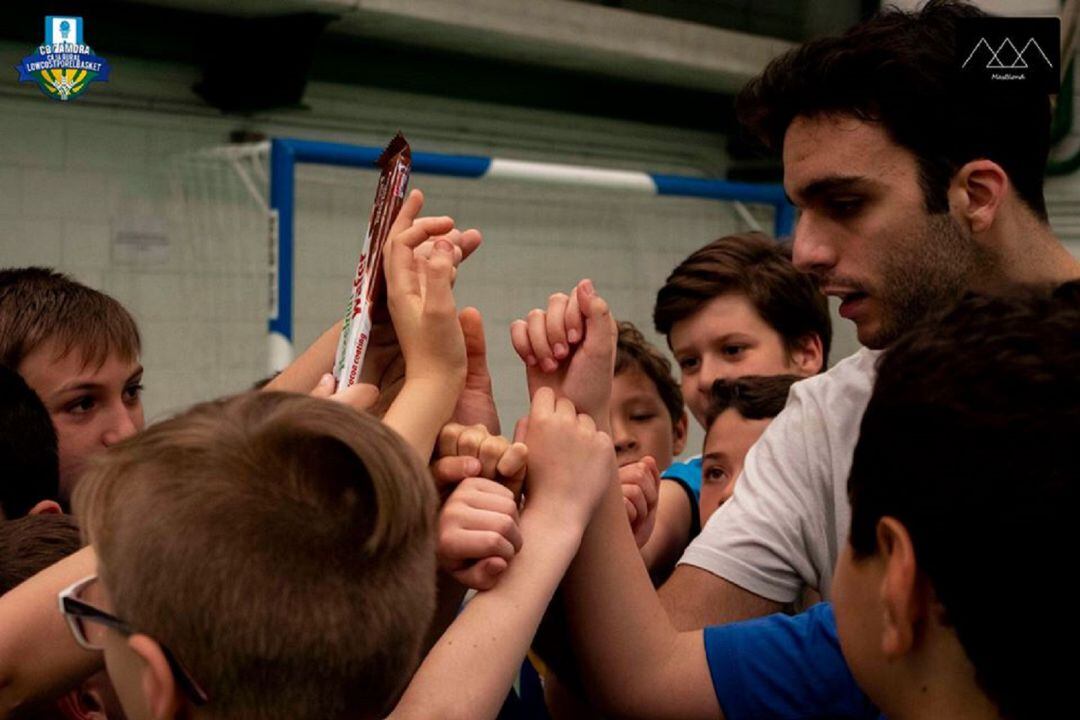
[
  {"x1": 962, "y1": 36, "x2": 1052, "y2": 70},
  {"x1": 956, "y1": 17, "x2": 1059, "y2": 92}
]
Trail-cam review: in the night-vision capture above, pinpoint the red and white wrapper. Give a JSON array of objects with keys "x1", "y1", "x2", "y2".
[{"x1": 333, "y1": 132, "x2": 412, "y2": 388}]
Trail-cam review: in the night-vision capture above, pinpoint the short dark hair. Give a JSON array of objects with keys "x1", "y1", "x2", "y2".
[
  {"x1": 0, "y1": 513, "x2": 82, "y2": 593},
  {"x1": 704, "y1": 374, "x2": 801, "y2": 427},
  {"x1": 848, "y1": 281, "x2": 1080, "y2": 719},
  {"x1": 0, "y1": 365, "x2": 59, "y2": 518},
  {"x1": 737, "y1": 0, "x2": 1051, "y2": 220},
  {"x1": 615, "y1": 321, "x2": 684, "y2": 427},
  {"x1": 0, "y1": 267, "x2": 140, "y2": 370},
  {"x1": 654, "y1": 233, "x2": 831, "y2": 366}
]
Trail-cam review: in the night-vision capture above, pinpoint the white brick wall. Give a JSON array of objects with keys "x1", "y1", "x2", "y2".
[{"x1": 0, "y1": 41, "x2": 857, "y2": 459}]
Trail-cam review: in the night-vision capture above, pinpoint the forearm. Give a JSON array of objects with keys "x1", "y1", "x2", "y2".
[
  {"x1": 382, "y1": 378, "x2": 460, "y2": 461},
  {"x1": 562, "y1": 482, "x2": 716, "y2": 718},
  {"x1": 265, "y1": 321, "x2": 342, "y2": 394},
  {"x1": 0, "y1": 546, "x2": 99, "y2": 718},
  {"x1": 420, "y1": 572, "x2": 469, "y2": 656},
  {"x1": 658, "y1": 566, "x2": 785, "y2": 630},
  {"x1": 392, "y1": 504, "x2": 584, "y2": 720}
]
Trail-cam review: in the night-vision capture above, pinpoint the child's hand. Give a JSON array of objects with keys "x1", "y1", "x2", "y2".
[
  {"x1": 431, "y1": 422, "x2": 528, "y2": 499},
  {"x1": 437, "y1": 477, "x2": 523, "y2": 590},
  {"x1": 522, "y1": 387, "x2": 617, "y2": 523},
  {"x1": 360, "y1": 189, "x2": 481, "y2": 393},
  {"x1": 619, "y1": 457, "x2": 660, "y2": 548},
  {"x1": 384, "y1": 218, "x2": 467, "y2": 392},
  {"x1": 510, "y1": 280, "x2": 616, "y2": 428},
  {"x1": 309, "y1": 373, "x2": 380, "y2": 413}
]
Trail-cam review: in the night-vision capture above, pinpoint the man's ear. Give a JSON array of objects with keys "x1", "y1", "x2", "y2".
[
  {"x1": 28, "y1": 499, "x2": 63, "y2": 515},
  {"x1": 876, "y1": 517, "x2": 925, "y2": 659},
  {"x1": 671, "y1": 411, "x2": 688, "y2": 456},
  {"x1": 948, "y1": 159, "x2": 1009, "y2": 234},
  {"x1": 128, "y1": 634, "x2": 183, "y2": 720},
  {"x1": 788, "y1": 333, "x2": 824, "y2": 376}
]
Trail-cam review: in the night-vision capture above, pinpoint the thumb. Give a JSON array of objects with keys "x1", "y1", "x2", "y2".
[
  {"x1": 309, "y1": 373, "x2": 336, "y2": 399},
  {"x1": 459, "y1": 307, "x2": 492, "y2": 386},
  {"x1": 331, "y1": 382, "x2": 380, "y2": 413},
  {"x1": 577, "y1": 279, "x2": 616, "y2": 359}
]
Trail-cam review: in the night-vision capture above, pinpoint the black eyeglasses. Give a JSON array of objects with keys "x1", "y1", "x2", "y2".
[{"x1": 58, "y1": 574, "x2": 210, "y2": 705}]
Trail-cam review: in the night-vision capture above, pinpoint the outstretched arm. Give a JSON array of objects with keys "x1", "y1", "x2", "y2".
[
  {"x1": 391, "y1": 389, "x2": 616, "y2": 720},
  {"x1": 0, "y1": 546, "x2": 98, "y2": 718},
  {"x1": 562, "y1": 477, "x2": 719, "y2": 719}
]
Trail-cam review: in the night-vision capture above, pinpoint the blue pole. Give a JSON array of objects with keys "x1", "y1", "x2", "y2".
[
  {"x1": 774, "y1": 200, "x2": 797, "y2": 238},
  {"x1": 282, "y1": 138, "x2": 491, "y2": 177},
  {"x1": 268, "y1": 139, "x2": 295, "y2": 370}
]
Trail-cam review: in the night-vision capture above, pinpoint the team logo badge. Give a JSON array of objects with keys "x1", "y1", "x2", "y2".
[{"x1": 14, "y1": 17, "x2": 111, "y2": 101}]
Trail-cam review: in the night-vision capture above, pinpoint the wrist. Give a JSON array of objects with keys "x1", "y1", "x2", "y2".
[
  {"x1": 521, "y1": 508, "x2": 588, "y2": 562},
  {"x1": 524, "y1": 492, "x2": 592, "y2": 537},
  {"x1": 402, "y1": 371, "x2": 465, "y2": 405},
  {"x1": 405, "y1": 362, "x2": 466, "y2": 394}
]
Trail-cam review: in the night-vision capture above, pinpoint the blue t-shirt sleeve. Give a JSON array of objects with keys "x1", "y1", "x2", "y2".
[
  {"x1": 703, "y1": 603, "x2": 880, "y2": 720},
  {"x1": 662, "y1": 457, "x2": 702, "y2": 500}
]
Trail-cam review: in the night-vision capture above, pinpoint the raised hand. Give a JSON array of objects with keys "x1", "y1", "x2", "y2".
[
  {"x1": 510, "y1": 280, "x2": 617, "y2": 428},
  {"x1": 360, "y1": 189, "x2": 482, "y2": 391},
  {"x1": 384, "y1": 220, "x2": 466, "y2": 389},
  {"x1": 522, "y1": 387, "x2": 617, "y2": 524}
]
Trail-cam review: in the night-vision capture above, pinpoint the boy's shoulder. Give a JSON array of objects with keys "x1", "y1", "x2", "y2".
[{"x1": 702, "y1": 604, "x2": 879, "y2": 720}]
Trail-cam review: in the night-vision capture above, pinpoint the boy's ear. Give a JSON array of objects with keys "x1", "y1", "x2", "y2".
[
  {"x1": 28, "y1": 499, "x2": 63, "y2": 515},
  {"x1": 671, "y1": 411, "x2": 688, "y2": 456},
  {"x1": 788, "y1": 334, "x2": 823, "y2": 376},
  {"x1": 128, "y1": 634, "x2": 184, "y2": 720},
  {"x1": 948, "y1": 159, "x2": 1008, "y2": 234},
  {"x1": 877, "y1": 517, "x2": 924, "y2": 659}
]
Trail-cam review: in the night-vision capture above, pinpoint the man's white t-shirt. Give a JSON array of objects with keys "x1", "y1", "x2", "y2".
[{"x1": 678, "y1": 347, "x2": 880, "y2": 603}]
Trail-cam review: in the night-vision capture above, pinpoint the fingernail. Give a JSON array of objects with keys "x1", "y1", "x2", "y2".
[
  {"x1": 435, "y1": 239, "x2": 453, "y2": 253},
  {"x1": 526, "y1": 354, "x2": 538, "y2": 367},
  {"x1": 465, "y1": 458, "x2": 481, "y2": 475},
  {"x1": 320, "y1": 373, "x2": 334, "y2": 386},
  {"x1": 553, "y1": 343, "x2": 567, "y2": 358},
  {"x1": 567, "y1": 329, "x2": 580, "y2": 343},
  {"x1": 542, "y1": 358, "x2": 559, "y2": 372},
  {"x1": 581, "y1": 279, "x2": 595, "y2": 296}
]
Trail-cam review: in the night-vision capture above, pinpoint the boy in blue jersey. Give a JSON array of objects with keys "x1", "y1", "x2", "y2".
[{"x1": 553, "y1": 282, "x2": 1077, "y2": 719}]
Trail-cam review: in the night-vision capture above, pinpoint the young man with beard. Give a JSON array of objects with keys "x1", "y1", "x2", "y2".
[{"x1": 655, "y1": 0, "x2": 1080, "y2": 627}]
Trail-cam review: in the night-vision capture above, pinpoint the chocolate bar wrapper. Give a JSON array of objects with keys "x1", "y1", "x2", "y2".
[{"x1": 333, "y1": 132, "x2": 412, "y2": 388}]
